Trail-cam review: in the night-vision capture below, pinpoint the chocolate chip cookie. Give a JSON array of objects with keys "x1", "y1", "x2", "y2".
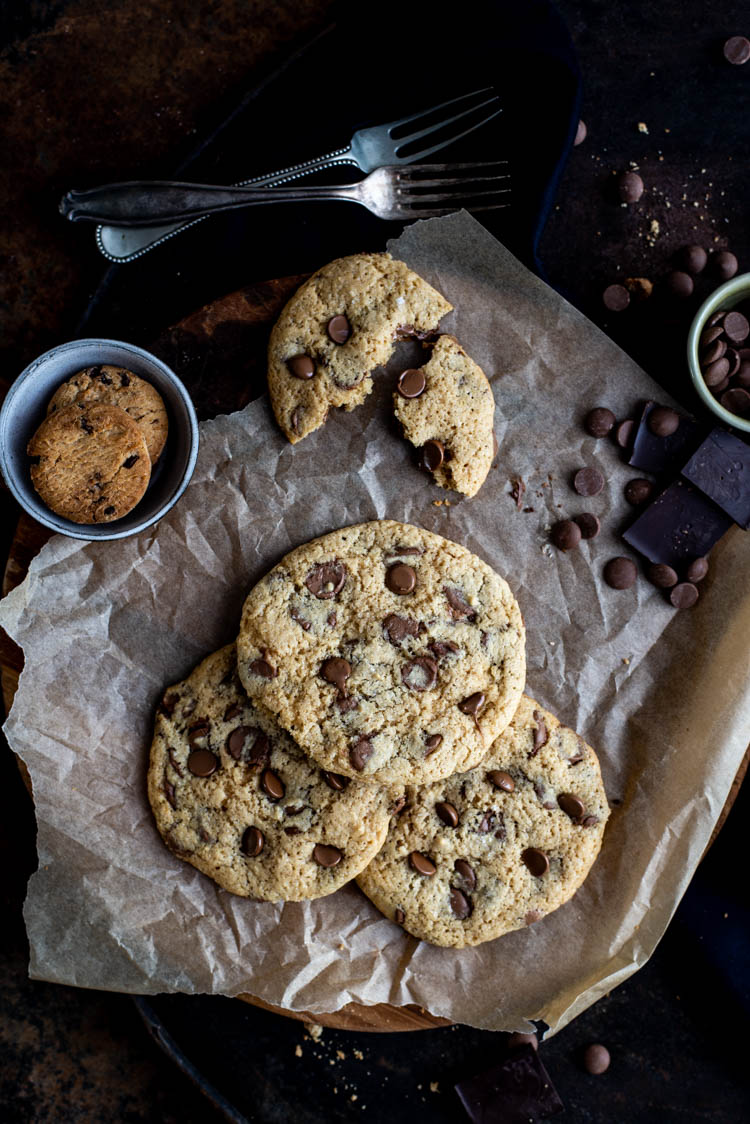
[
  {"x1": 393, "y1": 334, "x2": 495, "y2": 497},
  {"x1": 237, "y1": 521, "x2": 526, "y2": 785},
  {"x1": 357, "y1": 697, "x2": 609, "y2": 947},
  {"x1": 47, "y1": 365, "x2": 168, "y2": 464},
  {"x1": 28, "y1": 402, "x2": 151, "y2": 523},
  {"x1": 267, "y1": 253, "x2": 452, "y2": 443},
  {"x1": 148, "y1": 644, "x2": 397, "y2": 901}
]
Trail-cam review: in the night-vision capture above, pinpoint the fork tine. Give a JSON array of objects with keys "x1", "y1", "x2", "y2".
[
  {"x1": 382, "y1": 87, "x2": 495, "y2": 133},
  {"x1": 399, "y1": 107, "x2": 503, "y2": 163},
  {"x1": 397, "y1": 173, "x2": 510, "y2": 190},
  {"x1": 399, "y1": 187, "x2": 512, "y2": 206},
  {"x1": 396, "y1": 202, "x2": 511, "y2": 219},
  {"x1": 392, "y1": 95, "x2": 499, "y2": 149},
  {"x1": 397, "y1": 161, "x2": 509, "y2": 173}
]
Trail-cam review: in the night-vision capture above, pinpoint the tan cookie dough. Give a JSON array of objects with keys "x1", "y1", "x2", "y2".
[
  {"x1": 47, "y1": 365, "x2": 168, "y2": 464},
  {"x1": 268, "y1": 253, "x2": 452, "y2": 443},
  {"x1": 393, "y1": 335, "x2": 495, "y2": 497},
  {"x1": 28, "y1": 402, "x2": 150, "y2": 523},
  {"x1": 237, "y1": 521, "x2": 525, "y2": 785},
  {"x1": 357, "y1": 697, "x2": 609, "y2": 947},
  {"x1": 148, "y1": 644, "x2": 398, "y2": 901}
]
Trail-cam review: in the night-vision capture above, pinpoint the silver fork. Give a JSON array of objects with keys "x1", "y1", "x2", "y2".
[
  {"x1": 94, "y1": 88, "x2": 502, "y2": 261},
  {"x1": 61, "y1": 163, "x2": 511, "y2": 226}
]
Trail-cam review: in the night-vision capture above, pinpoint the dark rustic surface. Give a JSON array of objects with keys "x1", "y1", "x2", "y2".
[{"x1": 2, "y1": 0, "x2": 750, "y2": 1121}]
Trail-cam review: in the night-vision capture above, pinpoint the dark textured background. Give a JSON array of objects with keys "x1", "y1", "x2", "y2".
[{"x1": 1, "y1": 2, "x2": 749, "y2": 1121}]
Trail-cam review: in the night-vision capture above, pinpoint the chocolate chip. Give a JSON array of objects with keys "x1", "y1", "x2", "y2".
[
  {"x1": 80, "y1": 416, "x2": 94, "y2": 434},
  {"x1": 665, "y1": 270, "x2": 693, "y2": 298},
  {"x1": 454, "y1": 859, "x2": 477, "y2": 890},
  {"x1": 159, "y1": 691, "x2": 179, "y2": 717},
  {"x1": 679, "y1": 245, "x2": 707, "y2": 274},
  {"x1": 249, "y1": 654, "x2": 277, "y2": 679},
  {"x1": 242, "y1": 827, "x2": 264, "y2": 856},
  {"x1": 574, "y1": 513, "x2": 600, "y2": 540},
  {"x1": 321, "y1": 657, "x2": 351, "y2": 697},
  {"x1": 246, "y1": 733, "x2": 270, "y2": 770},
  {"x1": 227, "y1": 725, "x2": 254, "y2": 760},
  {"x1": 615, "y1": 419, "x2": 635, "y2": 448},
  {"x1": 686, "y1": 557, "x2": 708, "y2": 583},
  {"x1": 702, "y1": 337, "x2": 727, "y2": 366},
  {"x1": 558, "y1": 792, "x2": 585, "y2": 820},
  {"x1": 421, "y1": 439, "x2": 445, "y2": 472},
  {"x1": 603, "y1": 284, "x2": 630, "y2": 311},
  {"x1": 327, "y1": 314, "x2": 351, "y2": 343},
  {"x1": 712, "y1": 251, "x2": 738, "y2": 281},
  {"x1": 723, "y1": 36, "x2": 750, "y2": 65},
  {"x1": 647, "y1": 406, "x2": 680, "y2": 437},
  {"x1": 260, "y1": 768, "x2": 285, "y2": 801},
  {"x1": 223, "y1": 703, "x2": 243, "y2": 721},
  {"x1": 427, "y1": 639, "x2": 459, "y2": 659},
  {"x1": 290, "y1": 608, "x2": 311, "y2": 631},
  {"x1": 488, "y1": 770, "x2": 515, "y2": 792},
  {"x1": 397, "y1": 368, "x2": 426, "y2": 398},
  {"x1": 703, "y1": 356, "x2": 730, "y2": 387},
  {"x1": 584, "y1": 407, "x2": 616, "y2": 438},
  {"x1": 103, "y1": 505, "x2": 116, "y2": 516},
  {"x1": 123, "y1": 454, "x2": 139, "y2": 469},
  {"x1": 582, "y1": 815, "x2": 600, "y2": 828},
  {"x1": 670, "y1": 582, "x2": 699, "y2": 609},
  {"x1": 583, "y1": 1044, "x2": 611, "y2": 1075},
  {"x1": 163, "y1": 777, "x2": 177, "y2": 808},
  {"x1": 551, "y1": 519, "x2": 581, "y2": 552},
  {"x1": 349, "y1": 736, "x2": 374, "y2": 771},
  {"x1": 167, "y1": 748, "x2": 183, "y2": 777},
  {"x1": 737, "y1": 361, "x2": 750, "y2": 388},
  {"x1": 284, "y1": 826, "x2": 301, "y2": 836},
  {"x1": 386, "y1": 563, "x2": 416, "y2": 595},
  {"x1": 645, "y1": 563, "x2": 678, "y2": 589},
  {"x1": 305, "y1": 560, "x2": 346, "y2": 599},
  {"x1": 383, "y1": 613, "x2": 421, "y2": 645},
  {"x1": 436, "y1": 801, "x2": 459, "y2": 828},
  {"x1": 604, "y1": 557, "x2": 637, "y2": 590},
  {"x1": 700, "y1": 326, "x2": 725, "y2": 353},
  {"x1": 290, "y1": 407, "x2": 302, "y2": 434},
  {"x1": 444, "y1": 586, "x2": 477, "y2": 620},
  {"x1": 522, "y1": 848, "x2": 550, "y2": 877},
  {"x1": 573, "y1": 467, "x2": 604, "y2": 497},
  {"x1": 450, "y1": 888, "x2": 472, "y2": 919},
  {"x1": 401, "y1": 657, "x2": 438, "y2": 692},
  {"x1": 409, "y1": 851, "x2": 436, "y2": 876},
  {"x1": 617, "y1": 171, "x2": 644, "y2": 203},
  {"x1": 187, "y1": 749, "x2": 218, "y2": 777},
  {"x1": 88, "y1": 365, "x2": 103, "y2": 380},
  {"x1": 313, "y1": 843, "x2": 343, "y2": 868},
  {"x1": 120, "y1": 372, "x2": 131, "y2": 387},
  {"x1": 531, "y1": 712, "x2": 549, "y2": 755},
  {"x1": 386, "y1": 544, "x2": 424, "y2": 558},
  {"x1": 322, "y1": 770, "x2": 349, "y2": 791},
  {"x1": 327, "y1": 611, "x2": 337, "y2": 628},
  {"x1": 187, "y1": 720, "x2": 210, "y2": 750},
  {"x1": 28, "y1": 454, "x2": 41, "y2": 465},
  {"x1": 707, "y1": 310, "x2": 726, "y2": 327},
  {"x1": 389, "y1": 795, "x2": 407, "y2": 817},
  {"x1": 624, "y1": 478, "x2": 653, "y2": 506},
  {"x1": 287, "y1": 355, "x2": 315, "y2": 379},
  {"x1": 458, "y1": 692, "x2": 485, "y2": 720},
  {"x1": 720, "y1": 387, "x2": 750, "y2": 417},
  {"x1": 394, "y1": 908, "x2": 405, "y2": 925},
  {"x1": 424, "y1": 733, "x2": 443, "y2": 755},
  {"x1": 725, "y1": 348, "x2": 741, "y2": 378}
]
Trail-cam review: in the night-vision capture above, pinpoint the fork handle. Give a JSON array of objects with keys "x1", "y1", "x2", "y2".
[{"x1": 61, "y1": 180, "x2": 360, "y2": 226}]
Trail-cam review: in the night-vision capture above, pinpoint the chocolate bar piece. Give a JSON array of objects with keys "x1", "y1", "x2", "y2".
[
  {"x1": 623, "y1": 479, "x2": 732, "y2": 566},
  {"x1": 628, "y1": 401, "x2": 705, "y2": 475},
  {"x1": 455, "y1": 1045, "x2": 564, "y2": 1124},
  {"x1": 681, "y1": 427, "x2": 750, "y2": 530}
]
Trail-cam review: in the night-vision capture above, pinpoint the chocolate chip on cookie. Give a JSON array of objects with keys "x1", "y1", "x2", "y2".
[
  {"x1": 305, "y1": 561, "x2": 347, "y2": 599},
  {"x1": 383, "y1": 613, "x2": 421, "y2": 645},
  {"x1": 444, "y1": 586, "x2": 477, "y2": 621},
  {"x1": 287, "y1": 355, "x2": 315, "y2": 379},
  {"x1": 327, "y1": 314, "x2": 351, "y2": 343},
  {"x1": 449, "y1": 888, "x2": 473, "y2": 919},
  {"x1": 242, "y1": 827, "x2": 265, "y2": 856},
  {"x1": 312, "y1": 843, "x2": 343, "y2": 867},
  {"x1": 261, "y1": 768, "x2": 285, "y2": 801},
  {"x1": 187, "y1": 749, "x2": 218, "y2": 777},
  {"x1": 321, "y1": 657, "x2": 351, "y2": 697},
  {"x1": 488, "y1": 770, "x2": 515, "y2": 792},
  {"x1": 557, "y1": 793, "x2": 585, "y2": 821},
  {"x1": 386, "y1": 562, "x2": 417, "y2": 594},
  {"x1": 421, "y1": 439, "x2": 445, "y2": 472},
  {"x1": 349, "y1": 735, "x2": 374, "y2": 772},
  {"x1": 397, "y1": 368, "x2": 427, "y2": 398},
  {"x1": 522, "y1": 847, "x2": 550, "y2": 876},
  {"x1": 409, "y1": 851, "x2": 437, "y2": 876},
  {"x1": 401, "y1": 657, "x2": 438, "y2": 691},
  {"x1": 424, "y1": 733, "x2": 443, "y2": 755}
]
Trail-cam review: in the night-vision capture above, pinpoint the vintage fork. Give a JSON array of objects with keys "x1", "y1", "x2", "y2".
[
  {"x1": 93, "y1": 88, "x2": 502, "y2": 261},
  {"x1": 61, "y1": 163, "x2": 511, "y2": 226}
]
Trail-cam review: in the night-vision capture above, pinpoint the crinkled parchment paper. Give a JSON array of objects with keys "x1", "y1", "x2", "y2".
[{"x1": 2, "y1": 212, "x2": 749, "y2": 1034}]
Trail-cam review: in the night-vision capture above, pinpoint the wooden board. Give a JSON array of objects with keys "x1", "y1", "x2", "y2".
[{"x1": 2, "y1": 274, "x2": 747, "y2": 1033}]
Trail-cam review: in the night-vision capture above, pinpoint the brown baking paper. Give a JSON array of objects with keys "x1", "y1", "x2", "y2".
[{"x1": 2, "y1": 212, "x2": 749, "y2": 1034}]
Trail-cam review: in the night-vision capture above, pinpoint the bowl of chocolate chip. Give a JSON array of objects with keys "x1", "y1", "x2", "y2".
[{"x1": 688, "y1": 272, "x2": 750, "y2": 434}]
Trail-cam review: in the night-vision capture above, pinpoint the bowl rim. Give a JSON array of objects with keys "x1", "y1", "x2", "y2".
[
  {"x1": 0, "y1": 337, "x2": 200, "y2": 541},
  {"x1": 687, "y1": 272, "x2": 750, "y2": 435}
]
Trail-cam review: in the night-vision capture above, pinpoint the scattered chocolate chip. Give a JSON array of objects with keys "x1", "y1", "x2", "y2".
[
  {"x1": 624, "y1": 478, "x2": 653, "y2": 506},
  {"x1": 679, "y1": 245, "x2": 707, "y2": 274},
  {"x1": 322, "y1": 770, "x2": 349, "y2": 791},
  {"x1": 401, "y1": 656, "x2": 438, "y2": 692},
  {"x1": 686, "y1": 557, "x2": 708, "y2": 583},
  {"x1": 603, "y1": 284, "x2": 630, "y2": 311},
  {"x1": 522, "y1": 847, "x2": 550, "y2": 877},
  {"x1": 349, "y1": 736, "x2": 374, "y2": 772},
  {"x1": 712, "y1": 251, "x2": 738, "y2": 281},
  {"x1": 424, "y1": 733, "x2": 443, "y2": 755},
  {"x1": 313, "y1": 843, "x2": 343, "y2": 868},
  {"x1": 573, "y1": 466, "x2": 605, "y2": 497},
  {"x1": 454, "y1": 859, "x2": 477, "y2": 890},
  {"x1": 584, "y1": 407, "x2": 616, "y2": 438},
  {"x1": 260, "y1": 768, "x2": 285, "y2": 801},
  {"x1": 558, "y1": 792, "x2": 585, "y2": 821},
  {"x1": 574, "y1": 512, "x2": 600, "y2": 540},
  {"x1": 287, "y1": 355, "x2": 315, "y2": 379},
  {"x1": 421, "y1": 439, "x2": 445, "y2": 472},
  {"x1": 722, "y1": 311, "x2": 749, "y2": 344},
  {"x1": 670, "y1": 582, "x2": 699, "y2": 609},
  {"x1": 394, "y1": 908, "x2": 405, "y2": 925},
  {"x1": 574, "y1": 119, "x2": 587, "y2": 145},
  {"x1": 386, "y1": 563, "x2": 417, "y2": 595},
  {"x1": 327, "y1": 314, "x2": 351, "y2": 343},
  {"x1": 450, "y1": 888, "x2": 472, "y2": 919},
  {"x1": 531, "y1": 712, "x2": 549, "y2": 755},
  {"x1": 305, "y1": 560, "x2": 346, "y2": 599},
  {"x1": 458, "y1": 692, "x2": 486, "y2": 720},
  {"x1": 249, "y1": 653, "x2": 277, "y2": 679},
  {"x1": 647, "y1": 406, "x2": 680, "y2": 437},
  {"x1": 488, "y1": 770, "x2": 515, "y2": 792},
  {"x1": 604, "y1": 556, "x2": 638, "y2": 590},
  {"x1": 436, "y1": 801, "x2": 459, "y2": 828},
  {"x1": 551, "y1": 519, "x2": 581, "y2": 552},
  {"x1": 615, "y1": 418, "x2": 635, "y2": 448},
  {"x1": 720, "y1": 387, "x2": 750, "y2": 417},
  {"x1": 645, "y1": 563, "x2": 679, "y2": 589},
  {"x1": 617, "y1": 170, "x2": 644, "y2": 203},
  {"x1": 409, "y1": 851, "x2": 436, "y2": 876},
  {"x1": 383, "y1": 613, "x2": 421, "y2": 645},
  {"x1": 508, "y1": 1033, "x2": 539, "y2": 1051},
  {"x1": 242, "y1": 827, "x2": 264, "y2": 856},
  {"x1": 665, "y1": 270, "x2": 694, "y2": 298},
  {"x1": 187, "y1": 749, "x2": 218, "y2": 777},
  {"x1": 723, "y1": 35, "x2": 750, "y2": 65},
  {"x1": 583, "y1": 1044, "x2": 611, "y2": 1075},
  {"x1": 321, "y1": 656, "x2": 351, "y2": 697},
  {"x1": 123, "y1": 454, "x2": 140, "y2": 469},
  {"x1": 397, "y1": 368, "x2": 426, "y2": 398},
  {"x1": 444, "y1": 586, "x2": 477, "y2": 620}
]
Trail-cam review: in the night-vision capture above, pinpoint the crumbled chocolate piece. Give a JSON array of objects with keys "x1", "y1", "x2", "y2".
[{"x1": 455, "y1": 1045, "x2": 564, "y2": 1124}]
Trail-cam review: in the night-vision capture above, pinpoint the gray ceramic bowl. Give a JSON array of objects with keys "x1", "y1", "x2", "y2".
[
  {"x1": 687, "y1": 272, "x2": 750, "y2": 435},
  {"x1": 0, "y1": 339, "x2": 199, "y2": 540}
]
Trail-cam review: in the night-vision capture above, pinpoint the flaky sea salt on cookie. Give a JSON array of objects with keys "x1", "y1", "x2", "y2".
[
  {"x1": 237, "y1": 520, "x2": 525, "y2": 786},
  {"x1": 267, "y1": 253, "x2": 452, "y2": 443},
  {"x1": 357, "y1": 697, "x2": 609, "y2": 948}
]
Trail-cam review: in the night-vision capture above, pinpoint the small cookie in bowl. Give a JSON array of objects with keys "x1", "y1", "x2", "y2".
[{"x1": 393, "y1": 334, "x2": 495, "y2": 497}]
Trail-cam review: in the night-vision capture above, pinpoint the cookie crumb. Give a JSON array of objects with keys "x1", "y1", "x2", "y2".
[
  {"x1": 295, "y1": 1045, "x2": 303, "y2": 1057},
  {"x1": 430, "y1": 1082, "x2": 440, "y2": 1093},
  {"x1": 337, "y1": 1050, "x2": 346, "y2": 1060},
  {"x1": 354, "y1": 1049, "x2": 364, "y2": 1061},
  {"x1": 637, "y1": 121, "x2": 649, "y2": 133},
  {"x1": 305, "y1": 1022, "x2": 323, "y2": 1041}
]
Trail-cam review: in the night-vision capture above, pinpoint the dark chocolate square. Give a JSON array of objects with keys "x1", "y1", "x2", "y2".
[
  {"x1": 622, "y1": 478, "x2": 732, "y2": 566},
  {"x1": 681, "y1": 427, "x2": 750, "y2": 530},
  {"x1": 455, "y1": 1045, "x2": 564, "y2": 1124},
  {"x1": 628, "y1": 401, "x2": 705, "y2": 475}
]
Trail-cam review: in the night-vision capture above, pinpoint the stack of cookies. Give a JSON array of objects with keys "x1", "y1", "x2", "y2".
[{"x1": 148, "y1": 520, "x2": 609, "y2": 949}]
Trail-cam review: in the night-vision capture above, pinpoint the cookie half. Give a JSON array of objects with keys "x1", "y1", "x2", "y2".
[
  {"x1": 393, "y1": 335, "x2": 495, "y2": 497},
  {"x1": 357, "y1": 697, "x2": 609, "y2": 948},
  {"x1": 267, "y1": 253, "x2": 452, "y2": 443},
  {"x1": 148, "y1": 644, "x2": 398, "y2": 901},
  {"x1": 28, "y1": 402, "x2": 151, "y2": 523},
  {"x1": 47, "y1": 365, "x2": 168, "y2": 464},
  {"x1": 237, "y1": 520, "x2": 526, "y2": 785}
]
